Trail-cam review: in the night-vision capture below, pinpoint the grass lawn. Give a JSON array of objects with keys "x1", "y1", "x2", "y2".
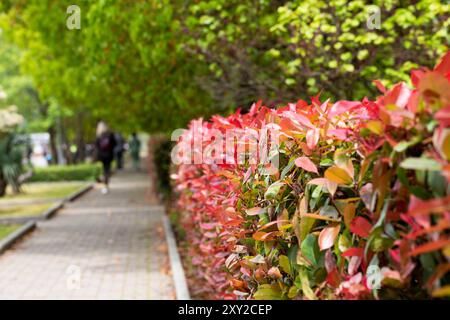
[
  {"x1": 1, "y1": 182, "x2": 87, "y2": 202},
  {"x1": 0, "y1": 224, "x2": 21, "y2": 240},
  {"x1": 0, "y1": 202, "x2": 54, "y2": 217}
]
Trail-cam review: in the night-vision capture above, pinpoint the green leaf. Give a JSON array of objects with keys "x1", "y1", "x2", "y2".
[
  {"x1": 279, "y1": 255, "x2": 292, "y2": 276},
  {"x1": 319, "y1": 158, "x2": 333, "y2": 166},
  {"x1": 287, "y1": 244, "x2": 298, "y2": 264},
  {"x1": 287, "y1": 286, "x2": 298, "y2": 299},
  {"x1": 300, "y1": 234, "x2": 319, "y2": 266},
  {"x1": 253, "y1": 284, "x2": 283, "y2": 300},
  {"x1": 373, "y1": 199, "x2": 389, "y2": 230},
  {"x1": 427, "y1": 170, "x2": 447, "y2": 197},
  {"x1": 393, "y1": 136, "x2": 421, "y2": 152},
  {"x1": 264, "y1": 181, "x2": 285, "y2": 199},
  {"x1": 400, "y1": 158, "x2": 442, "y2": 171},
  {"x1": 311, "y1": 185, "x2": 323, "y2": 199},
  {"x1": 299, "y1": 215, "x2": 316, "y2": 242},
  {"x1": 281, "y1": 158, "x2": 295, "y2": 179},
  {"x1": 299, "y1": 268, "x2": 317, "y2": 300}
]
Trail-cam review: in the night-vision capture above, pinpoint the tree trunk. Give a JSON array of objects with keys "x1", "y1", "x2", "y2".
[
  {"x1": 0, "y1": 175, "x2": 7, "y2": 197},
  {"x1": 75, "y1": 111, "x2": 86, "y2": 163},
  {"x1": 48, "y1": 126, "x2": 59, "y2": 164}
]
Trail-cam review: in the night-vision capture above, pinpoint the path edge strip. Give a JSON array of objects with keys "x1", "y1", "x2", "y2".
[
  {"x1": 40, "y1": 201, "x2": 64, "y2": 220},
  {"x1": 64, "y1": 183, "x2": 94, "y2": 202},
  {"x1": 43, "y1": 182, "x2": 94, "y2": 219},
  {"x1": 0, "y1": 221, "x2": 36, "y2": 254},
  {"x1": 162, "y1": 215, "x2": 191, "y2": 300},
  {"x1": 0, "y1": 183, "x2": 94, "y2": 223}
]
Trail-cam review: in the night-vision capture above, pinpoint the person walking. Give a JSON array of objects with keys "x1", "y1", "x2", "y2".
[
  {"x1": 114, "y1": 132, "x2": 125, "y2": 170},
  {"x1": 95, "y1": 121, "x2": 116, "y2": 194},
  {"x1": 129, "y1": 132, "x2": 141, "y2": 171}
]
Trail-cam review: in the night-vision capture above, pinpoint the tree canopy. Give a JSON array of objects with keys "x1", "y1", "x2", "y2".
[
  {"x1": 0, "y1": 0, "x2": 213, "y2": 134},
  {"x1": 0, "y1": 0, "x2": 448, "y2": 134}
]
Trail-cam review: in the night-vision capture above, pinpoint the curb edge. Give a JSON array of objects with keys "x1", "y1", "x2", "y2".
[
  {"x1": 162, "y1": 215, "x2": 191, "y2": 300},
  {"x1": 0, "y1": 221, "x2": 36, "y2": 254}
]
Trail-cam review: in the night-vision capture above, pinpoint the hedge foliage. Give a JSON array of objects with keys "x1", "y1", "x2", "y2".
[
  {"x1": 173, "y1": 52, "x2": 450, "y2": 299},
  {"x1": 29, "y1": 163, "x2": 101, "y2": 182},
  {"x1": 154, "y1": 139, "x2": 174, "y2": 199}
]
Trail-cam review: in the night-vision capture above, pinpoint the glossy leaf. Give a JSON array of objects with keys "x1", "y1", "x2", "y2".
[
  {"x1": 295, "y1": 156, "x2": 319, "y2": 174},
  {"x1": 264, "y1": 181, "x2": 285, "y2": 199},
  {"x1": 400, "y1": 158, "x2": 443, "y2": 171},
  {"x1": 325, "y1": 166, "x2": 353, "y2": 185},
  {"x1": 410, "y1": 239, "x2": 450, "y2": 257},
  {"x1": 318, "y1": 224, "x2": 341, "y2": 251},
  {"x1": 301, "y1": 234, "x2": 320, "y2": 266},
  {"x1": 299, "y1": 268, "x2": 317, "y2": 300},
  {"x1": 253, "y1": 284, "x2": 283, "y2": 300},
  {"x1": 279, "y1": 255, "x2": 292, "y2": 276},
  {"x1": 350, "y1": 217, "x2": 372, "y2": 238},
  {"x1": 246, "y1": 207, "x2": 266, "y2": 216}
]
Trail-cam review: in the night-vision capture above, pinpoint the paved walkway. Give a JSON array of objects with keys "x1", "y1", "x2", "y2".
[{"x1": 0, "y1": 170, "x2": 175, "y2": 299}]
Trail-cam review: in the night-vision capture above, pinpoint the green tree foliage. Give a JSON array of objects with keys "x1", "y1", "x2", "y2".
[
  {"x1": 0, "y1": 32, "x2": 52, "y2": 133},
  {"x1": 0, "y1": 0, "x2": 448, "y2": 133},
  {"x1": 0, "y1": 0, "x2": 213, "y2": 134},
  {"x1": 183, "y1": 0, "x2": 449, "y2": 107}
]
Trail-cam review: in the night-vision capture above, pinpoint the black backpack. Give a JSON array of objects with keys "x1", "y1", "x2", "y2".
[{"x1": 98, "y1": 134, "x2": 111, "y2": 152}]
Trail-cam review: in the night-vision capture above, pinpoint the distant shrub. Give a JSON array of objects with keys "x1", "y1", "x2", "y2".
[
  {"x1": 154, "y1": 139, "x2": 174, "y2": 198},
  {"x1": 173, "y1": 52, "x2": 450, "y2": 299},
  {"x1": 29, "y1": 163, "x2": 101, "y2": 182},
  {"x1": 0, "y1": 106, "x2": 25, "y2": 196}
]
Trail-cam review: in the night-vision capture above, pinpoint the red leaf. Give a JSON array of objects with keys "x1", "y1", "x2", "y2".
[
  {"x1": 418, "y1": 72, "x2": 450, "y2": 105},
  {"x1": 199, "y1": 222, "x2": 217, "y2": 230},
  {"x1": 306, "y1": 128, "x2": 320, "y2": 149},
  {"x1": 382, "y1": 82, "x2": 412, "y2": 108},
  {"x1": 282, "y1": 111, "x2": 314, "y2": 129},
  {"x1": 295, "y1": 156, "x2": 318, "y2": 174},
  {"x1": 435, "y1": 105, "x2": 450, "y2": 127},
  {"x1": 326, "y1": 268, "x2": 341, "y2": 287},
  {"x1": 329, "y1": 101, "x2": 361, "y2": 117},
  {"x1": 407, "y1": 195, "x2": 450, "y2": 216},
  {"x1": 327, "y1": 128, "x2": 351, "y2": 140},
  {"x1": 411, "y1": 69, "x2": 426, "y2": 88},
  {"x1": 434, "y1": 51, "x2": 450, "y2": 75},
  {"x1": 407, "y1": 90, "x2": 420, "y2": 113},
  {"x1": 373, "y1": 80, "x2": 387, "y2": 93},
  {"x1": 410, "y1": 239, "x2": 450, "y2": 257},
  {"x1": 350, "y1": 217, "x2": 372, "y2": 238},
  {"x1": 341, "y1": 247, "x2": 364, "y2": 257}
]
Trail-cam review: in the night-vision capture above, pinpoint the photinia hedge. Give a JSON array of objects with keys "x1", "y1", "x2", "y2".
[{"x1": 172, "y1": 52, "x2": 450, "y2": 300}]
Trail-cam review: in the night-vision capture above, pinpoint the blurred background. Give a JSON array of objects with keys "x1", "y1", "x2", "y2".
[{"x1": 0, "y1": 0, "x2": 448, "y2": 300}]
